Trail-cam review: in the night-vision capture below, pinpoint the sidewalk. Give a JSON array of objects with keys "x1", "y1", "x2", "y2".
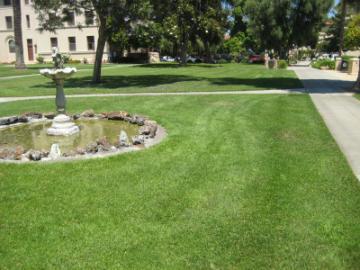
[{"x1": 292, "y1": 66, "x2": 360, "y2": 180}]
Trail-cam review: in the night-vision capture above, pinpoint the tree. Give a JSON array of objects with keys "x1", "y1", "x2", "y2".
[
  {"x1": 338, "y1": 0, "x2": 360, "y2": 55},
  {"x1": 33, "y1": 0, "x2": 150, "y2": 83},
  {"x1": 347, "y1": 15, "x2": 360, "y2": 91},
  {"x1": 244, "y1": 0, "x2": 333, "y2": 58},
  {"x1": 12, "y1": 0, "x2": 26, "y2": 69}
]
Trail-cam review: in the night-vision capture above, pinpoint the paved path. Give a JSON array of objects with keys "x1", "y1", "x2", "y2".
[
  {"x1": 292, "y1": 66, "x2": 360, "y2": 180},
  {"x1": 0, "y1": 89, "x2": 305, "y2": 104}
]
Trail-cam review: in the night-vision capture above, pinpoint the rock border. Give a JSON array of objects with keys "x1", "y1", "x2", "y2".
[{"x1": 0, "y1": 110, "x2": 167, "y2": 163}]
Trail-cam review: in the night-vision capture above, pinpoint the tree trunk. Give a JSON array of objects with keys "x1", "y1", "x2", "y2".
[
  {"x1": 339, "y1": 0, "x2": 347, "y2": 56},
  {"x1": 179, "y1": 30, "x2": 188, "y2": 65},
  {"x1": 12, "y1": 0, "x2": 26, "y2": 69},
  {"x1": 92, "y1": 20, "x2": 107, "y2": 83},
  {"x1": 204, "y1": 41, "x2": 212, "y2": 63},
  {"x1": 353, "y1": 57, "x2": 360, "y2": 92},
  {"x1": 180, "y1": 42, "x2": 187, "y2": 65}
]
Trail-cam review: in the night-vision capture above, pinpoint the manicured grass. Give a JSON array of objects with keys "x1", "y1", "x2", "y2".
[
  {"x1": 0, "y1": 63, "x2": 105, "y2": 78},
  {"x1": 0, "y1": 95, "x2": 359, "y2": 269},
  {"x1": 0, "y1": 63, "x2": 303, "y2": 97}
]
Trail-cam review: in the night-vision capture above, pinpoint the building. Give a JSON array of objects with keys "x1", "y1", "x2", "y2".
[{"x1": 0, "y1": 0, "x2": 109, "y2": 64}]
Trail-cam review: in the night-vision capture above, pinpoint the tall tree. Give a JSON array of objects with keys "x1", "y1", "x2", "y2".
[
  {"x1": 152, "y1": 0, "x2": 228, "y2": 64},
  {"x1": 12, "y1": 0, "x2": 26, "y2": 69},
  {"x1": 33, "y1": 0, "x2": 150, "y2": 83},
  {"x1": 244, "y1": 0, "x2": 332, "y2": 58},
  {"x1": 338, "y1": 0, "x2": 360, "y2": 55}
]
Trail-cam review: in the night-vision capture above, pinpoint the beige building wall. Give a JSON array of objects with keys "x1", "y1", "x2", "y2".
[{"x1": 0, "y1": 0, "x2": 109, "y2": 64}]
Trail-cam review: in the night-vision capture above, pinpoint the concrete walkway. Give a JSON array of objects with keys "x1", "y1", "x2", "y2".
[
  {"x1": 292, "y1": 66, "x2": 360, "y2": 180},
  {"x1": 0, "y1": 89, "x2": 305, "y2": 104}
]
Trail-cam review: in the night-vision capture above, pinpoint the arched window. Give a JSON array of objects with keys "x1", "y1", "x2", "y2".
[{"x1": 8, "y1": 39, "x2": 15, "y2": 53}]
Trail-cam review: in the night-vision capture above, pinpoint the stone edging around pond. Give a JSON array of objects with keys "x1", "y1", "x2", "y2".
[{"x1": 0, "y1": 110, "x2": 167, "y2": 163}]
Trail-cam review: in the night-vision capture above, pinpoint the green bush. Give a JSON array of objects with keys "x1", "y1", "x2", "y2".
[
  {"x1": 311, "y1": 59, "x2": 335, "y2": 70},
  {"x1": 68, "y1": 59, "x2": 81, "y2": 64},
  {"x1": 218, "y1": 59, "x2": 228, "y2": 64},
  {"x1": 36, "y1": 56, "x2": 44, "y2": 64},
  {"x1": 278, "y1": 60, "x2": 288, "y2": 69}
]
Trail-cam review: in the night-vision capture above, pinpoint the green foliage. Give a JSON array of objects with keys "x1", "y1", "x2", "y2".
[
  {"x1": 36, "y1": 56, "x2": 44, "y2": 64},
  {"x1": 223, "y1": 33, "x2": 246, "y2": 56},
  {"x1": 277, "y1": 60, "x2": 288, "y2": 69},
  {"x1": 345, "y1": 14, "x2": 360, "y2": 50},
  {"x1": 312, "y1": 59, "x2": 335, "y2": 70},
  {"x1": 244, "y1": 0, "x2": 333, "y2": 57}
]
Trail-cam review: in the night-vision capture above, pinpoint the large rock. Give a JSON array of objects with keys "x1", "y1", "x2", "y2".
[
  {"x1": 139, "y1": 125, "x2": 151, "y2": 135},
  {"x1": 96, "y1": 137, "x2": 112, "y2": 151},
  {"x1": 49, "y1": 144, "x2": 61, "y2": 160},
  {"x1": 80, "y1": 109, "x2": 95, "y2": 118},
  {"x1": 29, "y1": 150, "x2": 43, "y2": 161},
  {"x1": 0, "y1": 116, "x2": 18, "y2": 126},
  {"x1": 105, "y1": 111, "x2": 130, "y2": 120},
  {"x1": 149, "y1": 125, "x2": 158, "y2": 138},
  {"x1": 119, "y1": 130, "x2": 130, "y2": 147},
  {"x1": 22, "y1": 112, "x2": 43, "y2": 119},
  {"x1": 86, "y1": 142, "x2": 99, "y2": 153},
  {"x1": 132, "y1": 135, "x2": 145, "y2": 145},
  {"x1": 44, "y1": 112, "x2": 56, "y2": 119}
]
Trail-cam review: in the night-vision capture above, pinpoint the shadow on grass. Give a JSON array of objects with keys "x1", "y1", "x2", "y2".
[
  {"x1": 34, "y1": 75, "x2": 201, "y2": 89},
  {"x1": 136, "y1": 63, "x2": 222, "y2": 69},
  {"x1": 32, "y1": 74, "x2": 303, "y2": 90}
]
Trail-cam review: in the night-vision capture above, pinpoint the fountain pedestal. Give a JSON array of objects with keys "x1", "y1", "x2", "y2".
[
  {"x1": 47, "y1": 114, "x2": 80, "y2": 136},
  {"x1": 40, "y1": 66, "x2": 79, "y2": 137}
]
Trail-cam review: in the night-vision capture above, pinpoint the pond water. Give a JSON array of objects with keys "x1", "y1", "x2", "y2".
[{"x1": 0, "y1": 119, "x2": 139, "y2": 154}]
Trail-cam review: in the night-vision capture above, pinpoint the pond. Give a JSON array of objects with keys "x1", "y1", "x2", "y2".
[{"x1": 0, "y1": 119, "x2": 139, "y2": 154}]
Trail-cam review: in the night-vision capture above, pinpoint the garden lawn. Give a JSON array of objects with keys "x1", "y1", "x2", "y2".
[
  {"x1": 0, "y1": 63, "x2": 108, "y2": 78},
  {"x1": 0, "y1": 94, "x2": 359, "y2": 269},
  {"x1": 0, "y1": 63, "x2": 302, "y2": 97}
]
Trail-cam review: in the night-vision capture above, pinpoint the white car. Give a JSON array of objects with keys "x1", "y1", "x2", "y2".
[{"x1": 161, "y1": 56, "x2": 175, "y2": 62}]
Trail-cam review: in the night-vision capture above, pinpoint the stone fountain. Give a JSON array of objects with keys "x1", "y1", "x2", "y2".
[{"x1": 40, "y1": 48, "x2": 79, "y2": 136}]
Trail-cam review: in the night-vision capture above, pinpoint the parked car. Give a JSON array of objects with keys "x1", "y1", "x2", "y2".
[
  {"x1": 248, "y1": 54, "x2": 265, "y2": 63},
  {"x1": 187, "y1": 56, "x2": 202, "y2": 63},
  {"x1": 161, "y1": 56, "x2": 175, "y2": 62}
]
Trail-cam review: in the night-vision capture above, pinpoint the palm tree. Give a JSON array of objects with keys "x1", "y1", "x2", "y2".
[{"x1": 12, "y1": 0, "x2": 26, "y2": 69}]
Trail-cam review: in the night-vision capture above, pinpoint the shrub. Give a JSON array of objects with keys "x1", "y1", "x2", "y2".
[
  {"x1": 217, "y1": 59, "x2": 228, "y2": 64},
  {"x1": 83, "y1": 58, "x2": 88, "y2": 64},
  {"x1": 68, "y1": 59, "x2": 81, "y2": 64},
  {"x1": 36, "y1": 56, "x2": 44, "y2": 64},
  {"x1": 62, "y1": 54, "x2": 71, "y2": 64},
  {"x1": 311, "y1": 59, "x2": 335, "y2": 70},
  {"x1": 278, "y1": 60, "x2": 288, "y2": 69}
]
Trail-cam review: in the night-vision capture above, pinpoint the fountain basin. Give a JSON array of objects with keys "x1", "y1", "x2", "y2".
[
  {"x1": 0, "y1": 111, "x2": 166, "y2": 162},
  {"x1": 40, "y1": 67, "x2": 77, "y2": 80}
]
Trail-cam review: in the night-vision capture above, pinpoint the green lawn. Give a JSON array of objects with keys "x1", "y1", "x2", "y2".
[
  {"x1": 0, "y1": 63, "x2": 302, "y2": 97},
  {"x1": 0, "y1": 95, "x2": 359, "y2": 269},
  {"x1": 0, "y1": 63, "x2": 108, "y2": 78}
]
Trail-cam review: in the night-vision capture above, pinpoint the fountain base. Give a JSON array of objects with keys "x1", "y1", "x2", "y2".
[{"x1": 47, "y1": 114, "x2": 80, "y2": 136}]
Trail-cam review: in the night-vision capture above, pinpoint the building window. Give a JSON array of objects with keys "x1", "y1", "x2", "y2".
[
  {"x1": 5, "y1": 16, "x2": 13, "y2": 30},
  {"x1": 68, "y1": 37, "x2": 76, "y2": 51},
  {"x1": 67, "y1": 12, "x2": 75, "y2": 26},
  {"x1": 4, "y1": 0, "x2": 12, "y2": 6},
  {"x1": 8, "y1": 39, "x2": 15, "y2": 53},
  {"x1": 26, "y1": 15, "x2": 30, "y2": 28},
  {"x1": 25, "y1": 0, "x2": 31, "y2": 4},
  {"x1": 87, "y1": 36, "x2": 95, "y2": 50},
  {"x1": 85, "y1": 11, "x2": 94, "y2": 25},
  {"x1": 50, "y1": 37, "x2": 58, "y2": 49}
]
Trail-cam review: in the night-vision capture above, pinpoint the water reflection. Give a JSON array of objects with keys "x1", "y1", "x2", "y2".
[{"x1": 0, "y1": 119, "x2": 139, "y2": 153}]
